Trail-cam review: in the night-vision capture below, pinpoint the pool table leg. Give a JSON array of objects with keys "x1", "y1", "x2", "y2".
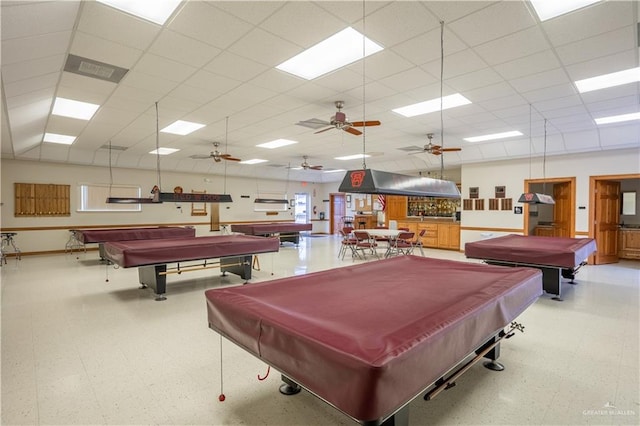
[
  {"x1": 138, "y1": 264, "x2": 167, "y2": 301},
  {"x1": 478, "y1": 334, "x2": 504, "y2": 371},
  {"x1": 278, "y1": 375, "x2": 301, "y2": 395},
  {"x1": 540, "y1": 266, "x2": 562, "y2": 301},
  {"x1": 220, "y1": 255, "x2": 252, "y2": 280}
]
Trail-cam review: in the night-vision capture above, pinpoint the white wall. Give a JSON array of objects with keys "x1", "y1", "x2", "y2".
[
  {"x1": 460, "y1": 148, "x2": 640, "y2": 246},
  {"x1": 1, "y1": 159, "x2": 332, "y2": 253}
]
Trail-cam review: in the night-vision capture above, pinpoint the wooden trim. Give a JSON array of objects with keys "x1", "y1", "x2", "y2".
[
  {"x1": 575, "y1": 231, "x2": 589, "y2": 236},
  {"x1": 0, "y1": 222, "x2": 210, "y2": 232},
  {"x1": 460, "y1": 226, "x2": 524, "y2": 233},
  {"x1": 5, "y1": 247, "x2": 99, "y2": 257},
  {"x1": 523, "y1": 176, "x2": 576, "y2": 237}
]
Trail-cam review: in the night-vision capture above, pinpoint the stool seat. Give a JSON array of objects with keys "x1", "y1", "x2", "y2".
[{"x1": 357, "y1": 221, "x2": 367, "y2": 229}]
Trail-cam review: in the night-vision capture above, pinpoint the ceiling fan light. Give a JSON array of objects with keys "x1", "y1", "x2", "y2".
[{"x1": 239, "y1": 159, "x2": 268, "y2": 165}]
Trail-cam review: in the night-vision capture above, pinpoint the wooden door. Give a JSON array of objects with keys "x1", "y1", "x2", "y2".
[
  {"x1": 594, "y1": 180, "x2": 620, "y2": 264},
  {"x1": 330, "y1": 193, "x2": 346, "y2": 234},
  {"x1": 553, "y1": 182, "x2": 572, "y2": 237}
]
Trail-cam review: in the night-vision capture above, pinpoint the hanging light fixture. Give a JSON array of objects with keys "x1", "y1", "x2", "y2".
[
  {"x1": 518, "y1": 116, "x2": 555, "y2": 205},
  {"x1": 108, "y1": 104, "x2": 232, "y2": 204},
  {"x1": 339, "y1": 9, "x2": 460, "y2": 199}
]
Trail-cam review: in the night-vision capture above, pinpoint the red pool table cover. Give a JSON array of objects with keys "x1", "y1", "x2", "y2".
[
  {"x1": 205, "y1": 255, "x2": 542, "y2": 422},
  {"x1": 76, "y1": 226, "x2": 195, "y2": 243},
  {"x1": 230, "y1": 222, "x2": 312, "y2": 235},
  {"x1": 465, "y1": 234, "x2": 597, "y2": 268},
  {"x1": 103, "y1": 235, "x2": 279, "y2": 268}
]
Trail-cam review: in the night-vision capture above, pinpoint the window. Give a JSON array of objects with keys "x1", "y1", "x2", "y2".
[
  {"x1": 78, "y1": 183, "x2": 142, "y2": 212},
  {"x1": 622, "y1": 191, "x2": 636, "y2": 215}
]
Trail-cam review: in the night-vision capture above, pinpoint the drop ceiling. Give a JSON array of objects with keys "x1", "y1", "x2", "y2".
[{"x1": 1, "y1": 1, "x2": 638, "y2": 183}]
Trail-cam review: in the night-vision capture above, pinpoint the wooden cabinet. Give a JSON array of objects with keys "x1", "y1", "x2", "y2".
[
  {"x1": 414, "y1": 222, "x2": 460, "y2": 250},
  {"x1": 619, "y1": 229, "x2": 640, "y2": 259},
  {"x1": 534, "y1": 226, "x2": 556, "y2": 237},
  {"x1": 437, "y1": 223, "x2": 460, "y2": 250},
  {"x1": 397, "y1": 221, "x2": 417, "y2": 234},
  {"x1": 385, "y1": 196, "x2": 408, "y2": 223}
]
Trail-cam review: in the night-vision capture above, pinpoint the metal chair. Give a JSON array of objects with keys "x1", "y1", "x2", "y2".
[
  {"x1": 353, "y1": 230, "x2": 379, "y2": 259},
  {"x1": 386, "y1": 231, "x2": 415, "y2": 257},
  {"x1": 412, "y1": 229, "x2": 426, "y2": 256},
  {"x1": 338, "y1": 228, "x2": 359, "y2": 260}
]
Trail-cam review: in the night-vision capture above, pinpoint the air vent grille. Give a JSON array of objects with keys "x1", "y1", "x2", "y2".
[{"x1": 65, "y1": 54, "x2": 128, "y2": 84}]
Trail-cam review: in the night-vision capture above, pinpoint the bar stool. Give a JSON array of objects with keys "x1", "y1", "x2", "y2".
[
  {"x1": 342, "y1": 216, "x2": 354, "y2": 229},
  {"x1": 357, "y1": 219, "x2": 367, "y2": 229},
  {"x1": 1, "y1": 232, "x2": 21, "y2": 265}
]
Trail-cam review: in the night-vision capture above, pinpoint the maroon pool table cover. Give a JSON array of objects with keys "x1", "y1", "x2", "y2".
[
  {"x1": 103, "y1": 235, "x2": 279, "y2": 268},
  {"x1": 465, "y1": 234, "x2": 597, "y2": 268},
  {"x1": 205, "y1": 255, "x2": 542, "y2": 422},
  {"x1": 76, "y1": 226, "x2": 195, "y2": 244},
  {"x1": 230, "y1": 222, "x2": 312, "y2": 235}
]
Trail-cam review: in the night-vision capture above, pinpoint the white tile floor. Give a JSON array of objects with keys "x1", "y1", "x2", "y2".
[{"x1": 1, "y1": 235, "x2": 639, "y2": 425}]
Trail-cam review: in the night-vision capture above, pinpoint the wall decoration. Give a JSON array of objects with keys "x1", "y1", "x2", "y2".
[
  {"x1": 474, "y1": 199, "x2": 485, "y2": 210},
  {"x1": 469, "y1": 187, "x2": 479, "y2": 199},
  {"x1": 463, "y1": 199, "x2": 473, "y2": 210},
  {"x1": 501, "y1": 198, "x2": 513, "y2": 211},
  {"x1": 495, "y1": 186, "x2": 506, "y2": 198},
  {"x1": 489, "y1": 199, "x2": 499, "y2": 210}
]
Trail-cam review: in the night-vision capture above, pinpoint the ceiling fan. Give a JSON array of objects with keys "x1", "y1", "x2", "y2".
[
  {"x1": 421, "y1": 133, "x2": 461, "y2": 156},
  {"x1": 296, "y1": 101, "x2": 381, "y2": 136},
  {"x1": 192, "y1": 142, "x2": 241, "y2": 162},
  {"x1": 300, "y1": 155, "x2": 323, "y2": 170}
]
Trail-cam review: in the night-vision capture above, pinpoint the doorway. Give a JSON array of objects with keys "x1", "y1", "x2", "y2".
[
  {"x1": 589, "y1": 173, "x2": 640, "y2": 265},
  {"x1": 294, "y1": 193, "x2": 309, "y2": 224},
  {"x1": 330, "y1": 193, "x2": 346, "y2": 235},
  {"x1": 522, "y1": 177, "x2": 576, "y2": 237}
]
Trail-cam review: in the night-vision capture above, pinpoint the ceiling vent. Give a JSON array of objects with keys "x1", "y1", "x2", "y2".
[
  {"x1": 64, "y1": 54, "x2": 128, "y2": 84},
  {"x1": 100, "y1": 144, "x2": 128, "y2": 151}
]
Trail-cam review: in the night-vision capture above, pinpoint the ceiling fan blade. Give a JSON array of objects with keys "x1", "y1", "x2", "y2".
[
  {"x1": 297, "y1": 118, "x2": 331, "y2": 129},
  {"x1": 190, "y1": 154, "x2": 213, "y2": 160},
  {"x1": 309, "y1": 165, "x2": 323, "y2": 170},
  {"x1": 344, "y1": 126, "x2": 362, "y2": 136},
  {"x1": 351, "y1": 120, "x2": 381, "y2": 127},
  {"x1": 440, "y1": 147, "x2": 462, "y2": 152},
  {"x1": 314, "y1": 126, "x2": 334, "y2": 134},
  {"x1": 221, "y1": 155, "x2": 241, "y2": 161}
]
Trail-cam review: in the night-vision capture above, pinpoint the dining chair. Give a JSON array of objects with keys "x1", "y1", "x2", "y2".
[
  {"x1": 353, "y1": 230, "x2": 379, "y2": 259},
  {"x1": 338, "y1": 229, "x2": 359, "y2": 260},
  {"x1": 412, "y1": 229, "x2": 426, "y2": 256},
  {"x1": 386, "y1": 231, "x2": 415, "y2": 257}
]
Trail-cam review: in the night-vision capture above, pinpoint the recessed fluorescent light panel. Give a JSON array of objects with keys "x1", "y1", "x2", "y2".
[
  {"x1": 323, "y1": 169, "x2": 346, "y2": 173},
  {"x1": 594, "y1": 112, "x2": 640, "y2": 125},
  {"x1": 256, "y1": 139, "x2": 298, "y2": 149},
  {"x1": 43, "y1": 133, "x2": 76, "y2": 145},
  {"x1": 393, "y1": 94, "x2": 471, "y2": 118},
  {"x1": 160, "y1": 120, "x2": 205, "y2": 135},
  {"x1": 276, "y1": 27, "x2": 383, "y2": 80},
  {"x1": 52, "y1": 97, "x2": 100, "y2": 120},
  {"x1": 575, "y1": 67, "x2": 640, "y2": 93},
  {"x1": 530, "y1": 0, "x2": 601, "y2": 21},
  {"x1": 96, "y1": 0, "x2": 182, "y2": 25},
  {"x1": 240, "y1": 159, "x2": 268, "y2": 165},
  {"x1": 464, "y1": 131, "x2": 523, "y2": 143},
  {"x1": 149, "y1": 147, "x2": 180, "y2": 155},
  {"x1": 335, "y1": 154, "x2": 371, "y2": 161}
]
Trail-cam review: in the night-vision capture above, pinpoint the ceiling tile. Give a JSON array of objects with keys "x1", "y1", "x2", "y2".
[
  {"x1": 1, "y1": 54, "x2": 65, "y2": 84},
  {"x1": 133, "y1": 53, "x2": 197, "y2": 83},
  {"x1": 509, "y1": 68, "x2": 570, "y2": 93},
  {"x1": 169, "y1": 2, "x2": 253, "y2": 49},
  {"x1": 422, "y1": 1, "x2": 496, "y2": 23},
  {"x1": 449, "y1": 1, "x2": 536, "y2": 47},
  {"x1": 364, "y1": 2, "x2": 440, "y2": 47},
  {"x1": 77, "y1": 1, "x2": 160, "y2": 51},
  {"x1": 393, "y1": 27, "x2": 467, "y2": 67},
  {"x1": 423, "y1": 49, "x2": 487, "y2": 79},
  {"x1": 564, "y1": 49, "x2": 638, "y2": 81},
  {"x1": 475, "y1": 26, "x2": 549, "y2": 66},
  {"x1": 555, "y1": 26, "x2": 635, "y2": 65},
  {"x1": 1, "y1": 31, "x2": 72, "y2": 66},
  {"x1": 0, "y1": 1, "x2": 79, "y2": 40},
  {"x1": 149, "y1": 29, "x2": 221, "y2": 69},
  {"x1": 227, "y1": 28, "x2": 300, "y2": 68},
  {"x1": 70, "y1": 31, "x2": 142, "y2": 70},
  {"x1": 4, "y1": 73, "x2": 59, "y2": 99},
  {"x1": 542, "y1": 0, "x2": 634, "y2": 47},
  {"x1": 493, "y1": 50, "x2": 561, "y2": 80},
  {"x1": 446, "y1": 67, "x2": 504, "y2": 92}
]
